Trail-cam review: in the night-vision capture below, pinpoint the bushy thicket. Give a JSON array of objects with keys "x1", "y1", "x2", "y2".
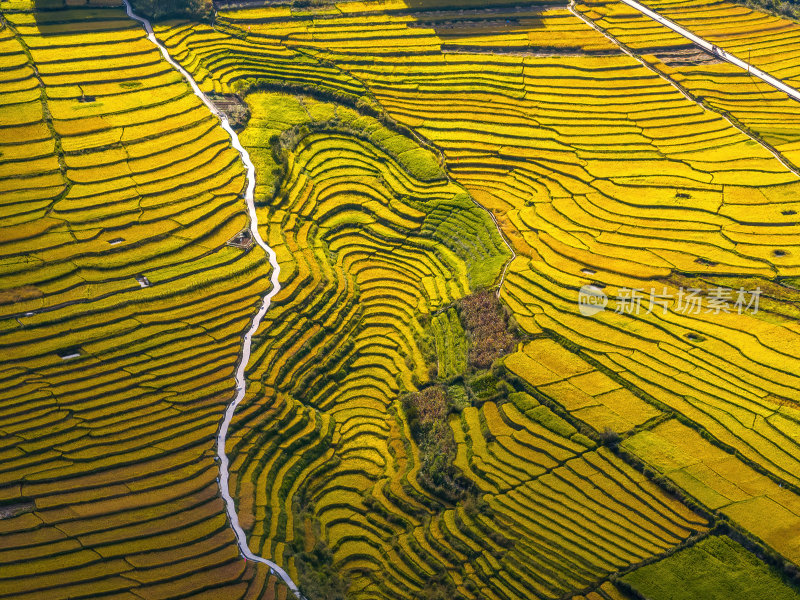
[
  {"x1": 130, "y1": 0, "x2": 212, "y2": 21},
  {"x1": 402, "y1": 386, "x2": 473, "y2": 503},
  {"x1": 289, "y1": 497, "x2": 348, "y2": 600},
  {"x1": 458, "y1": 291, "x2": 519, "y2": 370},
  {"x1": 743, "y1": 0, "x2": 800, "y2": 20},
  {"x1": 405, "y1": 290, "x2": 524, "y2": 500}
]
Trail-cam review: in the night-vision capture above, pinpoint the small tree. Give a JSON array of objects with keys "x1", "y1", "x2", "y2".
[{"x1": 600, "y1": 426, "x2": 620, "y2": 447}]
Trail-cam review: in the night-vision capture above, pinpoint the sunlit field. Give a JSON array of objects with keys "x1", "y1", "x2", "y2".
[{"x1": 2, "y1": 0, "x2": 800, "y2": 598}]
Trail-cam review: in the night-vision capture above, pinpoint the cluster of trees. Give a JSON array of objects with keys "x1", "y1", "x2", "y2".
[
  {"x1": 403, "y1": 290, "x2": 525, "y2": 502},
  {"x1": 743, "y1": 0, "x2": 800, "y2": 20},
  {"x1": 458, "y1": 290, "x2": 519, "y2": 370},
  {"x1": 402, "y1": 386, "x2": 473, "y2": 503},
  {"x1": 289, "y1": 496, "x2": 348, "y2": 600},
  {"x1": 130, "y1": 0, "x2": 212, "y2": 21}
]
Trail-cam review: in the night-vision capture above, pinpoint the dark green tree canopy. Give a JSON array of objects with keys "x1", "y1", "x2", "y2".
[{"x1": 130, "y1": 0, "x2": 212, "y2": 21}]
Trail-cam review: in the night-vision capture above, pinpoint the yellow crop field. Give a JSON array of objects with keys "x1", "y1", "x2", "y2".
[
  {"x1": 625, "y1": 419, "x2": 800, "y2": 564},
  {"x1": 4, "y1": 0, "x2": 800, "y2": 599},
  {"x1": 633, "y1": 0, "x2": 800, "y2": 86},
  {"x1": 578, "y1": 0, "x2": 800, "y2": 168},
  {"x1": 0, "y1": 4, "x2": 288, "y2": 599}
]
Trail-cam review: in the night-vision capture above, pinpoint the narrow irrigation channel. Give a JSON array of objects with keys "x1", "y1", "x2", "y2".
[{"x1": 122, "y1": 2, "x2": 300, "y2": 595}]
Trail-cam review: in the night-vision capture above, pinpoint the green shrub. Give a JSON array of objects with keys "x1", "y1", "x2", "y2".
[{"x1": 289, "y1": 498, "x2": 348, "y2": 600}]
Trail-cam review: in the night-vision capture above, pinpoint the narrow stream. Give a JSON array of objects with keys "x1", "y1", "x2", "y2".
[{"x1": 122, "y1": 2, "x2": 300, "y2": 595}]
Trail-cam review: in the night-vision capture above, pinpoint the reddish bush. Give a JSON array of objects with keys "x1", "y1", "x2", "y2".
[{"x1": 459, "y1": 291, "x2": 518, "y2": 370}]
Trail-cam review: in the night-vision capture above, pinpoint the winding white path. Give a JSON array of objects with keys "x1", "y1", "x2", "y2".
[
  {"x1": 122, "y1": 2, "x2": 300, "y2": 596},
  {"x1": 618, "y1": 0, "x2": 800, "y2": 102}
]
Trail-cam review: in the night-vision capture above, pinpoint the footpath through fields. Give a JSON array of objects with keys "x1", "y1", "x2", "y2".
[
  {"x1": 122, "y1": 1, "x2": 300, "y2": 596},
  {"x1": 620, "y1": 0, "x2": 800, "y2": 102}
]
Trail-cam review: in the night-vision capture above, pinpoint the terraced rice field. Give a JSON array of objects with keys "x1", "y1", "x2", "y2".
[
  {"x1": 3, "y1": 0, "x2": 800, "y2": 598},
  {"x1": 505, "y1": 339, "x2": 662, "y2": 434},
  {"x1": 181, "y1": 0, "x2": 800, "y2": 492},
  {"x1": 571, "y1": 581, "x2": 635, "y2": 600},
  {"x1": 625, "y1": 419, "x2": 800, "y2": 563},
  {"x1": 623, "y1": 535, "x2": 800, "y2": 599},
  {"x1": 0, "y1": 4, "x2": 285, "y2": 599},
  {"x1": 576, "y1": 0, "x2": 800, "y2": 168},
  {"x1": 154, "y1": 0, "x2": 799, "y2": 594},
  {"x1": 620, "y1": 0, "x2": 800, "y2": 87}
]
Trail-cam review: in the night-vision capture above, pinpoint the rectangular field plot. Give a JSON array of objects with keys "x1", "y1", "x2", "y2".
[
  {"x1": 623, "y1": 535, "x2": 800, "y2": 600},
  {"x1": 624, "y1": 419, "x2": 800, "y2": 564}
]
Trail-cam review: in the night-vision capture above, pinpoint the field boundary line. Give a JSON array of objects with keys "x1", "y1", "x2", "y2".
[{"x1": 122, "y1": 2, "x2": 302, "y2": 596}]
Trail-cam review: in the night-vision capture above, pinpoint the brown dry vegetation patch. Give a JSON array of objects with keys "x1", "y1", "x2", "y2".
[
  {"x1": 654, "y1": 46, "x2": 724, "y2": 66},
  {"x1": 402, "y1": 386, "x2": 471, "y2": 503},
  {"x1": 412, "y1": 385, "x2": 449, "y2": 428},
  {"x1": 459, "y1": 290, "x2": 520, "y2": 370},
  {"x1": 209, "y1": 93, "x2": 251, "y2": 131},
  {"x1": 0, "y1": 285, "x2": 43, "y2": 305}
]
